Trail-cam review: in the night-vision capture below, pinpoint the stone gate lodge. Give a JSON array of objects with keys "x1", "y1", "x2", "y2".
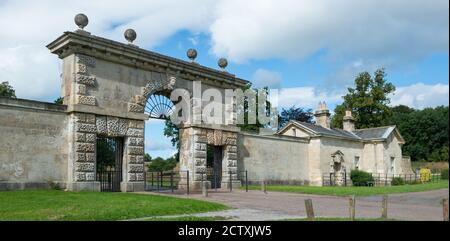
[{"x1": 0, "y1": 14, "x2": 413, "y2": 192}]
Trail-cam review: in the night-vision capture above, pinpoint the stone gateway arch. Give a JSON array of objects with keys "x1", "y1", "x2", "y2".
[
  {"x1": 43, "y1": 20, "x2": 248, "y2": 191},
  {"x1": 0, "y1": 14, "x2": 413, "y2": 192}
]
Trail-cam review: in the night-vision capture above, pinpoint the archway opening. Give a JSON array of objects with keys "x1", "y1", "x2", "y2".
[
  {"x1": 206, "y1": 144, "x2": 224, "y2": 189},
  {"x1": 143, "y1": 93, "x2": 180, "y2": 191}
]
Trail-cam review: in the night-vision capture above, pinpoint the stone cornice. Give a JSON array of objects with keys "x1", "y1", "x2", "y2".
[{"x1": 46, "y1": 31, "x2": 249, "y2": 89}]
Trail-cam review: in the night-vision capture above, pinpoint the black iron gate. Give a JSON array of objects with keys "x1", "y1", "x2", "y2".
[
  {"x1": 96, "y1": 136, "x2": 123, "y2": 192},
  {"x1": 207, "y1": 145, "x2": 223, "y2": 189}
]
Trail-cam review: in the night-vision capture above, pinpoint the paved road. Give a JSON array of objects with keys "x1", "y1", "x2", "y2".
[{"x1": 137, "y1": 188, "x2": 449, "y2": 221}]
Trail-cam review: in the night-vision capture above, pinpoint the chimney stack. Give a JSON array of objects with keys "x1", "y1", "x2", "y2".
[
  {"x1": 314, "y1": 101, "x2": 331, "y2": 129},
  {"x1": 343, "y1": 110, "x2": 355, "y2": 132}
]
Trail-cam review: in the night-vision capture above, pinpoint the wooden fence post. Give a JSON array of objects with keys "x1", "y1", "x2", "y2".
[
  {"x1": 444, "y1": 199, "x2": 449, "y2": 221},
  {"x1": 304, "y1": 199, "x2": 315, "y2": 221},
  {"x1": 349, "y1": 195, "x2": 356, "y2": 221},
  {"x1": 381, "y1": 195, "x2": 388, "y2": 219}
]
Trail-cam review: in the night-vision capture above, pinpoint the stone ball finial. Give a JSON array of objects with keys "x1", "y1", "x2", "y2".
[
  {"x1": 74, "y1": 13, "x2": 89, "y2": 30},
  {"x1": 187, "y1": 49, "x2": 197, "y2": 62},
  {"x1": 218, "y1": 58, "x2": 228, "y2": 70},
  {"x1": 124, "y1": 29, "x2": 137, "y2": 44}
]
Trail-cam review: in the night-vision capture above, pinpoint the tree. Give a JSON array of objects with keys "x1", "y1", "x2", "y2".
[
  {"x1": 237, "y1": 84, "x2": 274, "y2": 133},
  {"x1": 163, "y1": 119, "x2": 179, "y2": 162},
  {"x1": 54, "y1": 97, "x2": 64, "y2": 104},
  {"x1": 144, "y1": 153, "x2": 152, "y2": 162},
  {"x1": 147, "y1": 156, "x2": 177, "y2": 172},
  {"x1": 0, "y1": 81, "x2": 16, "y2": 98},
  {"x1": 388, "y1": 105, "x2": 449, "y2": 162},
  {"x1": 278, "y1": 106, "x2": 314, "y2": 128},
  {"x1": 331, "y1": 69, "x2": 395, "y2": 129}
]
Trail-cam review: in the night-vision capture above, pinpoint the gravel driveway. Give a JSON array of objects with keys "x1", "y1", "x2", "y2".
[{"x1": 137, "y1": 188, "x2": 449, "y2": 221}]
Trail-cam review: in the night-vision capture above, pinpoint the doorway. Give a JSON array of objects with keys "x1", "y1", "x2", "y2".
[
  {"x1": 96, "y1": 136, "x2": 124, "y2": 192},
  {"x1": 207, "y1": 145, "x2": 223, "y2": 189}
]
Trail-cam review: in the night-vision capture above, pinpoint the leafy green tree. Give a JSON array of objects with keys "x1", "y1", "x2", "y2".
[
  {"x1": 0, "y1": 81, "x2": 16, "y2": 98},
  {"x1": 163, "y1": 119, "x2": 179, "y2": 162},
  {"x1": 54, "y1": 97, "x2": 64, "y2": 104},
  {"x1": 278, "y1": 106, "x2": 314, "y2": 128},
  {"x1": 144, "y1": 153, "x2": 152, "y2": 162},
  {"x1": 237, "y1": 84, "x2": 274, "y2": 133},
  {"x1": 331, "y1": 69, "x2": 395, "y2": 129},
  {"x1": 147, "y1": 156, "x2": 177, "y2": 172},
  {"x1": 388, "y1": 105, "x2": 449, "y2": 162}
]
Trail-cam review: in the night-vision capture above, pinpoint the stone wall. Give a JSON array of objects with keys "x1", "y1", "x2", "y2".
[
  {"x1": 67, "y1": 112, "x2": 145, "y2": 191},
  {"x1": 0, "y1": 98, "x2": 69, "y2": 190},
  {"x1": 178, "y1": 126, "x2": 239, "y2": 190},
  {"x1": 238, "y1": 133, "x2": 310, "y2": 185}
]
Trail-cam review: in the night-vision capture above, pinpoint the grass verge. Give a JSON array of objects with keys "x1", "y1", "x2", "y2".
[
  {"x1": 244, "y1": 180, "x2": 448, "y2": 196},
  {"x1": 0, "y1": 190, "x2": 228, "y2": 221}
]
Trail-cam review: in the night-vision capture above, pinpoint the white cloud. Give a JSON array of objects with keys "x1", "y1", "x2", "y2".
[
  {"x1": 390, "y1": 83, "x2": 449, "y2": 109},
  {"x1": 145, "y1": 139, "x2": 175, "y2": 152},
  {"x1": 210, "y1": 0, "x2": 448, "y2": 63},
  {"x1": 251, "y1": 68, "x2": 282, "y2": 88},
  {"x1": 274, "y1": 87, "x2": 343, "y2": 110},
  {"x1": 0, "y1": 0, "x2": 448, "y2": 101},
  {"x1": 0, "y1": 0, "x2": 215, "y2": 100}
]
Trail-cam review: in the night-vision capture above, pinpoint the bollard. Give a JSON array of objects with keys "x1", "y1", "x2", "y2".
[
  {"x1": 444, "y1": 198, "x2": 449, "y2": 221},
  {"x1": 261, "y1": 180, "x2": 267, "y2": 194},
  {"x1": 202, "y1": 181, "x2": 208, "y2": 197},
  {"x1": 245, "y1": 170, "x2": 248, "y2": 192},
  {"x1": 304, "y1": 199, "x2": 315, "y2": 221},
  {"x1": 349, "y1": 195, "x2": 356, "y2": 221},
  {"x1": 229, "y1": 171, "x2": 232, "y2": 192},
  {"x1": 186, "y1": 170, "x2": 190, "y2": 196},
  {"x1": 381, "y1": 195, "x2": 388, "y2": 219}
]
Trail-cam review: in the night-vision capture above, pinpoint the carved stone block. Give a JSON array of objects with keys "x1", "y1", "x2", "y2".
[
  {"x1": 75, "y1": 172, "x2": 86, "y2": 182},
  {"x1": 126, "y1": 128, "x2": 144, "y2": 137},
  {"x1": 76, "y1": 123, "x2": 97, "y2": 133},
  {"x1": 76, "y1": 74, "x2": 96, "y2": 86},
  {"x1": 128, "y1": 164, "x2": 144, "y2": 173},
  {"x1": 96, "y1": 116, "x2": 107, "y2": 135},
  {"x1": 128, "y1": 103, "x2": 144, "y2": 113},
  {"x1": 76, "y1": 95, "x2": 96, "y2": 106},
  {"x1": 75, "y1": 133, "x2": 85, "y2": 142},
  {"x1": 76, "y1": 163, "x2": 95, "y2": 172},
  {"x1": 85, "y1": 153, "x2": 95, "y2": 162},
  {"x1": 75, "y1": 152, "x2": 85, "y2": 162},
  {"x1": 127, "y1": 146, "x2": 144, "y2": 155},
  {"x1": 85, "y1": 133, "x2": 96, "y2": 143},
  {"x1": 76, "y1": 84, "x2": 86, "y2": 95},
  {"x1": 77, "y1": 54, "x2": 96, "y2": 67}
]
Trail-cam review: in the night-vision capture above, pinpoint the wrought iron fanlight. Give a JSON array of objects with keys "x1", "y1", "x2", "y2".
[{"x1": 145, "y1": 94, "x2": 174, "y2": 120}]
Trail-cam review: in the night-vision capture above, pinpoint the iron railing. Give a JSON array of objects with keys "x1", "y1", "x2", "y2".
[{"x1": 323, "y1": 172, "x2": 442, "y2": 186}]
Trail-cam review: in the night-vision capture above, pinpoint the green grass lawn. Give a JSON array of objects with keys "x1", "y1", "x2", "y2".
[
  {"x1": 0, "y1": 190, "x2": 227, "y2": 221},
  {"x1": 281, "y1": 217, "x2": 396, "y2": 221},
  {"x1": 139, "y1": 216, "x2": 231, "y2": 221},
  {"x1": 245, "y1": 180, "x2": 448, "y2": 196}
]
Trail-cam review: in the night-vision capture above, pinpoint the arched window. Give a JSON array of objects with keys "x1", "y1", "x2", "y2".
[{"x1": 145, "y1": 94, "x2": 174, "y2": 120}]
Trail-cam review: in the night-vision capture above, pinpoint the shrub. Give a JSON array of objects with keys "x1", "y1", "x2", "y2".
[
  {"x1": 47, "y1": 180, "x2": 61, "y2": 190},
  {"x1": 350, "y1": 170, "x2": 374, "y2": 186},
  {"x1": 441, "y1": 169, "x2": 449, "y2": 180},
  {"x1": 391, "y1": 177, "x2": 405, "y2": 186},
  {"x1": 419, "y1": 168, "x2": 432, "y2": 182}
]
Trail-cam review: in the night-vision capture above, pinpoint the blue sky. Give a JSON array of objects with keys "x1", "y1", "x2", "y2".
[{"x1": 0, "y1": 0, "x2": 448, "y2": 159}]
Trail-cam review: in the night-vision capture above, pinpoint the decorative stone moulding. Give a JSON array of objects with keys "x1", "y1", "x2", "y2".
[
  {"x1": 75, "y1": 54, "x2": 97, "y2": 106},
  {"x1": 72, "y1": 113, "x2": 145, "y2": 183},
  {"x1": 128, "y1": 74, "x2": 176, "y2": 113}
]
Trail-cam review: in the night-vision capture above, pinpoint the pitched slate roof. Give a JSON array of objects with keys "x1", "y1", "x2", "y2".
[
  {"x1": 353, "y1": 126, "x2": 396, "y2": 140},
  {"x1": 279, "y1": 120, "x2": 403, "y2": 143},
  {"x1": 289, "y1": 121, "x2": 361, "y2": 140}
]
